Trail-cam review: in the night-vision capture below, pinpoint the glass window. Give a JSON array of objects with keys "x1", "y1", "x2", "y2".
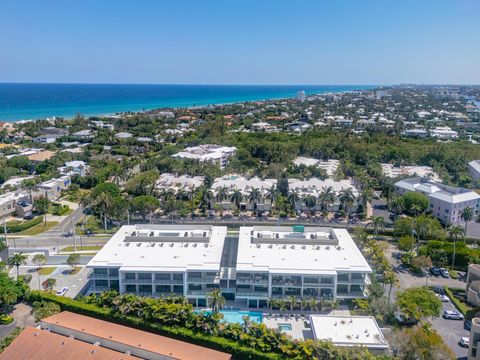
[
  {"x1": 155, "y1": 273, "x2": 171, "y2": 280},
  {"x1": 272, "y1": 287, "x2": 283, "y2": 295},
  {"x1": 110, "y1": 280, "x2": 119, "y2": 290},
  {"x1": 188, "y1": 272, "x2": 202, "y2": 279},
  {"x1": 108, "y1": 268, "x2": 119, "y2": 277},
  {"x1": 197, "y1": 298, "x2": 207, "y2": 307},
  {"x1": 173, "y1": 285, "x2": 184, "y2": 293},
  {"x1": 188, "y1": 284, "x2": 202, "y2": 291},
  {"x1": 173, "y1": 273, "x2": 183, "y2": 281},
  {"x1": 94, "y1": 279, "x2": 108, "y2": 287},
  {"x1": 338, "y1": 273, "x2": 349, "y2": 282},
  {"x1": 138, "y1": 285, "x2": 152, "y2": 293},
  {"x1": 138, "y1": 273, "x2": 152, "y2": 280},
  {"x1": 125, "y1": 273, "x2": 136, "y2": 280},
  {"x1": 254, "y1": 286, "x2": 268, "y2": 293},
  {"x1": 125, "y1": 284, "x2": 136, "y2": 292},
  {"x1": 156, "y1": 285, "x2": 171, "y2": 293},
  {"x1": 337, "y1": 284, "x2": 348, "y2": 293},
  {"x1": 94, "y1": 268, "x2": 107, "y2": 275}
]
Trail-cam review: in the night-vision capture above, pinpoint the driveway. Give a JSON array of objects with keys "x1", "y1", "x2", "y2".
[{"x1": 0, "y1": 303, "x2": 34, "y2": 340}]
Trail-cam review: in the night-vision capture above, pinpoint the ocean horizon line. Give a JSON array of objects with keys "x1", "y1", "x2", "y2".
[{"x1": 0, "y1": 83, "x2": 378, "y2": 122}]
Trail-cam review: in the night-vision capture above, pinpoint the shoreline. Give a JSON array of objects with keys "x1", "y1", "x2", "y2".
[{"x1": 0, "y1": 84, "x2": 377, "y2": 122}]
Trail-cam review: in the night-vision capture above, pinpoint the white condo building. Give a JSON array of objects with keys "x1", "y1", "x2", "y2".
[
  {"x1": 87, "y1": 225, "x2": 227, "y2": 307},
  {"x1": 173, "y1": 144, "x2": 237, "y2": 169},
  {"x1": 293, "y1": 157, "x2": 340, "y2": 177},
  {"x1": 469, "y1": 160, "x2": 480, "y2": 181},
  {"x1": 235, "y1": 226, "x2": 372, "y2": 308},
  {"x1": 395, "y1": 177, "x2": 480, "y2": 224},
  {"x1": 87, "y1": 225, "x2": 371, "y2": 308}
]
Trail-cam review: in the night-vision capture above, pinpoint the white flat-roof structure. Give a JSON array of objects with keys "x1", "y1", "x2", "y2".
[
  {"x1": 430, "y1": 126, "x2": 458, "y2": 139},
  {"x1": 395, "y1": 177, "x2": 480, "y2": 223},
  {"x1": 293, "y1": 157, "x2": 340, "y2": 177},
  {"x1": 382, "y1": 163, "x2": 441, "y2": 182},
  {"x1": 309, "y1": 315, "x2": 388, "y2": 351},
  {"x1": 156, "y1": 173, "x2": 204, "y2": 192},
  {"x1": 87, "y1": 225, "x2": 227, "y2": 307},
  {"x1": 469, "y1": 160, "x2": 480, "y2": 181},
  {"x1": 173, "y1": 144, "x2": 237, "y2": 168},
  {"x1": 235, "y1": 226, "x2": 371, "y2": 307}
]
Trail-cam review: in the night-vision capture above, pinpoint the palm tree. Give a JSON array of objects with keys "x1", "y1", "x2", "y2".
[
  {"x1": 215, "y1": 186, "x2": 229, "y2": 203},
  {"x1": 383, "y1": 270, "x2": 399, "y2": 304},
  {"x1": 199, "y1": 187, "x2": 213, "y2": 214},
  {"x1": 461, "y1": 206, "x2": 474, "y2": 242},
  {"x1": 32, "y1": 253, "x2": 47, "y2": 290},
  {"x1": 371, "y1": 216, "x2": 385, "y2": 236},
  {"x1": 8, "y1": 253, "x2": 27, "y2": 279},
  {"x1": 230, "y1": 189, "x2": 243, "y2": 211},
  {"x1": 287, "y1": 295, "x2": 297, "y2": 311},
  {"x1": 449, "y1": 225, "x2": 465, "y2": 270},
  {"x1": 287, "y1": 190, "x2": 300, "y2": 213},
  {"x1": 318, "y1": 186, "x2": 336, "y2": 225},
  {"x1": 303, "y1": 195, "x2": 317, "y2": 217},
  {"x1": 207, "y1": 289, "x2": 226, "y2": 313},
  {"x1": 265, "y1": 185, "x2": 277, "y2": 212},
  {"x1": 248, "y1": 188, "x2": 262, "y2": 215},
  {"x1": 339, "y1": 188, "x2": 355, "y2": 229},
  {"x1": 359, "y1": 186, "x2": 373, "y2": 218}
]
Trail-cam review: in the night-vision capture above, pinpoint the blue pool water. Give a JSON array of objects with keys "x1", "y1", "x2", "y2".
[{"x1": 196, "y1": 310, "x2": 263, "y2": 324}]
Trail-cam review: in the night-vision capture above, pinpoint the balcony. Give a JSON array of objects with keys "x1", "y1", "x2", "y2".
[
  {"x1": 187, "y1": 277, "x2": 219, "y2": 284},
  {"x1": 336, "y1": 291, "x2": 366, "y2": 298},
  {"x1": 236, "y1": 279, "x2": 269, "y2": 285},
  {"x1": 153, "y1": 279, "x2": 184, "y2": 284},
  {"x1": 236, "y1": 291, "x2": 269, "y2": 297},
  {"x1": 187, "y1": 290, "x2": 208, "y2": 295},
  {"x1": 89, "y1": 286, "x2": 110, "y2": 292},
  {"x1": 89, "y1": 273, "x2": 109, "y2": 279},
  {"x1": 337, "y1": 278, "x2": 365, "y2": 284}
]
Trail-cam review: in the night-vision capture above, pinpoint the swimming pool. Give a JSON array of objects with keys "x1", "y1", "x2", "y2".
[{"x1": 196, "y1": 310, "x2": 263, "y2": 323}]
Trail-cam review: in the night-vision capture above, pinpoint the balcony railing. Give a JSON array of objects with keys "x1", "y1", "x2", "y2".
[
  {"x1": 336, "y1": 291, "x2": 366, "y2": 298},
  {"x1": 187, "y1": 290, "x2": 208, "y2": 295},
  {"x1": 337, "y1": 278, "x2": 365, "y2": 284},
  {"x1": 236, "y1": 279, "x2": 269, "y2": 285},
  {"x1": 236, "y1": 291, "x2": 269, "y2": 297},
  {"x1": 153, "y1": 279, "x2": 184, "y2": 284},
  {"x1": 122, "y1": 278, "x2": 152, "y2": 284},
  {"x1": 89, "y1": 273, "x2": 109, "y2": 279},
  {"x1": 89, "y1": 286, "x2": 110, "y2": 292}
]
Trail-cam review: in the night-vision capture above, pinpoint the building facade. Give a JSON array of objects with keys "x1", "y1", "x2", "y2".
[{"x1": 395, "y1": 177, "x2": 480, "y2": 224}]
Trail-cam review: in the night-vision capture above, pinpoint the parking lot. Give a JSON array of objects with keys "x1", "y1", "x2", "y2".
[{"x1": 384, "y1": 242, "x2": 470, "y2": 358}]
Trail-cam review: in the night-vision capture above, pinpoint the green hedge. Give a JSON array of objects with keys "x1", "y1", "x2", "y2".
[
  {"x1": 1, "y1": 217, "x2": 42, "y2": 234},
  {"x1": 444, "y1": 287, "x2": 470, "y2": 316},
  {"x1": 26, "y1": 291, "x2": 281, "y2": 360},
  {"x1": 51, "y1": 205, "x2": 70, "y2": 216}
]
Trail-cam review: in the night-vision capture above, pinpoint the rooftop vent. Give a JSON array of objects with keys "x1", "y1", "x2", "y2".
[
  {"x1": 169, "y1": 243, "x2": 174, "y2": 247},
  {"x1": 184, "y1": 232, "x2": 188, "y2": 236},
  {"x1": 193, "y1": 243, "x2": 197, "y2": 247},
  {"x1": 268, "y1": 244, "x2": 273, "y2": 248},
  {"x1": 149, "y1": 231, "x2": 154, "y2": 236},
  {"x1": 275, "y1": 233, "x2": 279, "y2": 239},
  {"x1": 203, "y1": 232, "x2": 207, "y2": 237},
  {"x1": 282, "y1": 245, "x2": 286, "y2": 249},
  {"x1": 93, "y1": 342, "x2": 100, "y2": 346},
  {"x1": 290, "y1": 245, "x2": 295, "y2": 249},
  {"x1": 204, "y1": 243, "x2": 208, "y2": 247},
  {"x1": 316, "y1": 246, "x2": 321, "y2": 250},
  {"x1": 256, "y1": 244, "x2": 261, "y2": 248},
  {"x1": 136, "y1": 243, "x2": 141, "y2": 247},
  {"x1": 301, "y1": 245, "x2": 306, "y2": 249},
  {"x1": 160, "y1": 243, "x2": 164, "y2": 247}
]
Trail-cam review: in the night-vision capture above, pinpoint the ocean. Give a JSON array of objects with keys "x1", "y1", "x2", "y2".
[{"x1": 0, "y1": 83, "x2": 376, "y2": 121}]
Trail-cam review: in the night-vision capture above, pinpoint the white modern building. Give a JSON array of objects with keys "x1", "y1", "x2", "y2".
[
  {"x1": 430, "y1": 126, "x2": 458, "y2": 139},
  {"x1": 309, "y1": 315, "x2": 388, "y2": 352},
  {"x1": 469, "y1": 160, "x2": 480, "y2": 181},
  {"x1": 87, "y1": 225, "x2": 228, "y2": 307},
  {"x1": 235, "y1": 226, "x2": 372, "y2": 308},
  {"x1": 87, "y1": 225, "x2": 371, "y2": 308},
  {"x1": 173, "y1": 145, "x2": 237, "y2": 169},
  {"x1": 381, "y1": 163, "x2": 441, "y2": 182},
  {"x1": 58, "y1": 160, "x2": 88, "y2": 177},
  {"x1": 395, "y1": 177, "x2": 480, "y2": 223},
  {"x1": 156, "y1": 173, "x2": 204, "y2": 193},
  {"x1": 293, "y1": 157, "x2": 340, "y2": 177},
  {"x1": 296, "y1": 90, "x2": 305, "y2": 102}
]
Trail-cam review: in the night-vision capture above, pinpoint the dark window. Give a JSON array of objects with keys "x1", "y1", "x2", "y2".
[
  {"x1": 156, "y1": 285, "x2": 171, "y2": 293},
  {"x1": 110, "y1": 280, "x2": 119, "y2": 290},
  {"x1": 94, "y1": 268, "x2": 107, "y2": 275},
  {"x1": 138, "y1": 273, "x2": 152, "y2": 280},
  {"x1": 173, "y1": 285, "x2": 184, "y2": 293},
  {"x1": 108, "y1": 268, "x2": 119, "y2": 277},
  {"x1": 125, "y1": 273, "x2": 136, "y2": 280},
  {"x1": 138, "y1": 285, "x2": 152, "y2": 293},
  {"x1": 125, "y1": 284, "x2": 136, "y2": 292},
  {"x1": 155, "y1": 273, "x2": 170, "y2": 280},
  {"x1": 173, "y1": 273, "x2": 183, "y2": 281},
  {"x1": 94, "y1": 279, "x2": 108, "y2": 287}
]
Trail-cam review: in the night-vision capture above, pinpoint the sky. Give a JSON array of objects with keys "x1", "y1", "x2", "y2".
[{"x1": 0, "y1": 0, "x2": 479, "y2": 85}]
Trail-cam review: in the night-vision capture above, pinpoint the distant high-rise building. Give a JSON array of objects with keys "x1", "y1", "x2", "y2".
[{"x1": 296, "y1": 90, "x2": 305, "y2": 102}]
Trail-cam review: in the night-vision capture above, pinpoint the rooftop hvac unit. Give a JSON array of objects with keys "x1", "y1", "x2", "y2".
[
  {"x1": 170, "y1": 243, "x2": 174, "y2": 247},
  {"x1": 149, "y1": 231, "x2": 154, "y2": 236}
]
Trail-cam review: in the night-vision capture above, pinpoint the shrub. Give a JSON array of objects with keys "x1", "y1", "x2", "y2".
[
  {"x1": 0, "y1": 327, "x2": 22, "y2": 354},
  {"x1": 0, "y1": 315, "x2": 13, "y2": 325},
  {"x1": 1, "y1": 217, "x2": 42, "y2": 233},
  {"x1": 444, "y1": 287, "x2": 470, "y2": 316}
]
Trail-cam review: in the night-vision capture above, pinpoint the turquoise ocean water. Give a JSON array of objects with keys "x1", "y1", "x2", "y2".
[{"x1": 0, "y1": 83, "x2": 376, "y2": 121}]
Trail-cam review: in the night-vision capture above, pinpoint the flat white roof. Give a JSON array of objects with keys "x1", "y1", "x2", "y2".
[
  {"x1": 87, "y1": 225, "x2": 227, "y2": 272},
  {"x1": 309, "y1": 315, "x2": 388, "y2": 349},
  {"x1": 236, "y1": 226, "x2": 371, "y2": 274}
]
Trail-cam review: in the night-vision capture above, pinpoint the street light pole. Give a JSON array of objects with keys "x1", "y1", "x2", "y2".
[{"x1": 72, "y1": 219, "x2": 77, "y2": 253}]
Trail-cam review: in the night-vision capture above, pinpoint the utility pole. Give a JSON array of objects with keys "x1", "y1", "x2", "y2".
[
  {"x1": 72, "y1": 218, "x2": 77, "y2": 253},
  {"x1": 4, "y1": 219, "x2": 15, "y2": 248}
]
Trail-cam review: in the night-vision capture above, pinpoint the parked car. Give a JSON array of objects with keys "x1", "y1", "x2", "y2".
[
  {"x1": 443, "y1": 309, "x2": 464, "y2": 320},
  {"x1": 459, "y1": 336, "x2": 470, "y2": 348},
  {"x1": 433, "y1": 286, "x2": 446, "y2": 296},
  {"x1": 56, "y1": 287, "x2": 68, "y2": 296},
  {"x1": 440, "y1": 268, "x2": 450, "y2": 278},
  {"x1": 395, "y1": 312, "x2": 418, "y2": 326},
  {"x1": 436, "y1": 294, "x2": 449, "y2": 302},
  {"x1": 63, "y1": 231, "x2": 73, "y2": 238},
  {"x1": 429, "y1": 267, "x2": 441, "y2": 276}
]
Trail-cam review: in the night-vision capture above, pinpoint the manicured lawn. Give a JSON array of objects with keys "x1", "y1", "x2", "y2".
[
  {"x1": 38, "y1": 267, "x2": 56, "y2": 275},
  {"x1": 60, "y1": 245, "x2": 103, "y2": 252},
  {"x1": 75, "y1": 216, "x2": 119, "y2": 235},
  {"x1": 15, "y1": 221, "x2": 58, "y2": 236}
]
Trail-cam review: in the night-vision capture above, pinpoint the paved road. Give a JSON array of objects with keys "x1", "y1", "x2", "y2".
[{"x1": 0, "y1": 303, "x2": 34, "y2": 340}]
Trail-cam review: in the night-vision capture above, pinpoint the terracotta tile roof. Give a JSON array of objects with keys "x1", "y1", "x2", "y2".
[
  {"x1": 27, "y1": 150, "x2": 56, "y2": 162},
  {"x1": 42, "y1": 311, "x2": 232, "y2": 360},
  {"x1": 0, "y1": 327, "x2": 141, "y2": 360}
]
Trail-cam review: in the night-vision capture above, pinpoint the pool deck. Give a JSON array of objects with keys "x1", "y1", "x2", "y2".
[{"x1": 262, "y1": 308, "x2": 351, "y2": 340}]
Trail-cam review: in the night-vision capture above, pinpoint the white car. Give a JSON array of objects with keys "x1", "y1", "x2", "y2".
[
  {"x1": 436, "y1": 294, "x2": 449, "y2": 302},
  {"x1": 56, "y1": 287, "x2": 68, "y2": 296},
  {"x1": 443, "y1": 309, "x2": 464, "y2": 320},
  {"x1": 459, "y1": 336, "x2": 470, "y2": 348}
]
